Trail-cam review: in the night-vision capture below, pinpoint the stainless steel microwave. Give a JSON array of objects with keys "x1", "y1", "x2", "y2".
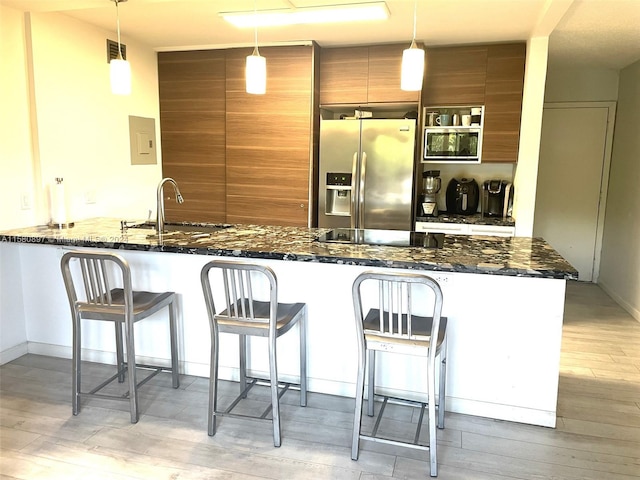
[{"x1": 422, "y1": 128, "x2": 483, "y2": 163}]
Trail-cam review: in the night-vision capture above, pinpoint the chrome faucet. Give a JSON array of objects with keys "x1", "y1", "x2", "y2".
[{"x1": 156, "y1": 177, "x2": 184, "y2": 234}]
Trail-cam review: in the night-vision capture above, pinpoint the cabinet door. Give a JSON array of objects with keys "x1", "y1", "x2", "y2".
[
  {"x1": 368, "y1": 44, "x2": 421, "y2": 103},
  {"x1": 225, "y1": 45, "x2": 317, "y2": 227},
  {"x1": 423, "y1": 46, "x2": 487, "y2": 105},
  {"x1": 482, "y1": 43, "x2": 526, "y2": 163},
  {"x1": 158, "y1": 50, "x2": 227, "y2": 223},
  {"x1": 319, "y1": 47, "x2": 368, "y2": 105}
]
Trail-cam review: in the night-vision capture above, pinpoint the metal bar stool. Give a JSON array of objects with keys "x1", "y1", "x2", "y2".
[
  {"x1": 60, "y1": 251, "x2": 180, "y2": 423},
  {"x1": 200, "y1": 260, "x2": 307, "y2": 447},
  {"x1": 351, "y1": 270, "x2": 448, "y2": 477}
]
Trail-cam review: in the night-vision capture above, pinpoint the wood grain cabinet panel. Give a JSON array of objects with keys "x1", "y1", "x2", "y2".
[
  {"x1": 482, "y1": 43, "x2": 526, "y2": 162},
  {"x1": 225, "y1": 45, "x2": 318, "y2": 227},
  {"x1": 367, "y1": 44, "x2": 420, "y2": 104},
  {"x1": 320, "y1": 44, "x2": 419, "y2": 105},
  {"x1": 319, "y1": 47, "x2": 368, "y2": 105},
  {"x1": 158, "y1": 50, "x2": 226, "y2": 223},
  {"x1": 423, "y1": 46, "x2": 487, "y2": 105}
]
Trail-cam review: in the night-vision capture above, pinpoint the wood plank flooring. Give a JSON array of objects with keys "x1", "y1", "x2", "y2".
[{"x1": 1, "y1": 282, "x2": 639, "y2": 479}]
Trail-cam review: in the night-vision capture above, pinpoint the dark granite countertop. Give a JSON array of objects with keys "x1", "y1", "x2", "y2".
[
  {"x1": 0, "y1": 218, "x2": 577, "y2": 280},
  {"x1": 416, "y1": 213, "x2": 516, "y2": 227}
]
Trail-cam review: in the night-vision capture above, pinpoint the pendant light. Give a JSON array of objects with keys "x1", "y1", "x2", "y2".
[
  {"x1": 110, "y1": 0, "x2": 131, "y2": 95},
  {"x1": 400, "y1": 0, "x2": 424, "y2": 91},
  {"x1": 246, "y1": 0, "x2": 266, "y2": 95}
]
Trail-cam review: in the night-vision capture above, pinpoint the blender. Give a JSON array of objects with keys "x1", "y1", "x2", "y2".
[{"x1": 420, "y1": 170, "x2": 442, "y2": 217}]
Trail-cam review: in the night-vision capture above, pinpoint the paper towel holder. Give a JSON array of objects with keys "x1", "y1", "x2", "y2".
[{"x1": 48, "y1": 177, "x2": 75, "y2": 229}]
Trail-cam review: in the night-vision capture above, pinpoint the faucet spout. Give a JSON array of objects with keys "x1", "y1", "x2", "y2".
[{"x1": 156, "y1": 177, "x2": 184, "y2": 234}]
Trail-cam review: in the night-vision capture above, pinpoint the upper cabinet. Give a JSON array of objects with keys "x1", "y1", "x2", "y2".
[
  {"x1": 482, "y1": 43, "x2": 526, "y2": 163},
  {"x1": 421, "y1": 43, "x2": 525, "y2": 163},
  {"x1": 320, "y1": 44, "x2": 420, "y2": 105},
  {"x1": 422, "y1": 46, "x2": 487, "y2": 106}
]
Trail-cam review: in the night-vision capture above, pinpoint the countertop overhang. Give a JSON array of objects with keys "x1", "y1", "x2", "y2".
[{"x1": 0, "y1": 218, "x2": 578, "y2": 280}]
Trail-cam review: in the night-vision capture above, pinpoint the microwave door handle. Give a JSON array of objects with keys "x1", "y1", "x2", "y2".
[
  {"x1": 350, "y1": 152, "x2": 358, "y2": 229},
  {"x1": 359, "y1": 152, "x2": 367, "y2": 228}
]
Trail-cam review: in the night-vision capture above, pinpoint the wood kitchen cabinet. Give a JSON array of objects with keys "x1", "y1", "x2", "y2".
[
  {"x1": 158, "y1": 50, "x2": 227, "y2": 223},
  {"x1": 421, "y1": 42, "x2": 525, "y2": 163},
  {"x1": 482, "y1": 43, "x2": 526, "y2": 162},
  {"x1": 158, "y1": 44, "x2": 318, "y2": 228},
  {"x1": 225, "y1": 44, "x2": 319, "y2": 227},
  {"x1": 319, "y1": 43, "x2": 420, "y2": 105},
  {"x1": 422, "y1": 45, "x2": 487, "y2": 106}
]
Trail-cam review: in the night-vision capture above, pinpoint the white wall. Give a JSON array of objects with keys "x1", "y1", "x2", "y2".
[
  {"x1": 598, "y1": 59, "x2": 640, "y2": 321},
  {"x1": 1, "y1": 7, "x2": 163, "y2": 231},
  {"x1": 0, "y1": 6, "x2": 37, "y2": 230},
  {"x1": 544, "y1": 66, "x2": 620, "y2": 102},
  {"x1": 0, "y1": 7, "x2": 163, "y2": 363},
  {"x1": 513, "y1": 37, "x2": 550, "y2": 237}
]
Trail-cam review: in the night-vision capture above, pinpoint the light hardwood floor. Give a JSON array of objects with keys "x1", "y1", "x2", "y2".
[{"x1": 1, "y1": 282, "x2": 639, "y2": 479}]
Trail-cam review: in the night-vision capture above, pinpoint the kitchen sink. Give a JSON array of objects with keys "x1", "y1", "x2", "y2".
[{"x1": 122, "y1": 220, "x2": 233, "y2": 238}]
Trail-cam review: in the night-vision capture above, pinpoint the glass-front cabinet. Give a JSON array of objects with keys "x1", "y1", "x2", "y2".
[{"x1": 421, "y1": 105, "x2": 484, "y2": 163}]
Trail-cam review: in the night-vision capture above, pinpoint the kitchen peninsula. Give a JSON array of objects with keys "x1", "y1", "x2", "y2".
[{"x1": 1, "y1": 218, "x2": 577, "y2": 428}]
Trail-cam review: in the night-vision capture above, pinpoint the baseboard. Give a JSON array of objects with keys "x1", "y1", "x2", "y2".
[
  {"x1": 598, "y1": 281, "x2": 640, "y2": 322},
  {"x1": 5, "y1": 343, "x2": 557, "y2": 428},
  {"x1": 0, "y1": 342, "x2": 28, "y2": 365}
]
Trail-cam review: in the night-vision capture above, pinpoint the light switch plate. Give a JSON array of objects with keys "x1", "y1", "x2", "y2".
[{"x1": 129, "y1": 116, "x2": 157, "y2": 165}]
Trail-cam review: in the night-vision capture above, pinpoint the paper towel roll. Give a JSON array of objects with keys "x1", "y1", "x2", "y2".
[{"x1": 51, "y1": 177, "x2": 67, "y2": 225}]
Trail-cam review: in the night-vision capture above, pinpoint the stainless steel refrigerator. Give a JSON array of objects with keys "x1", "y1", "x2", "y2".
[{"x1": 318, "y1": 118, "x2": 416, "y2": 230}]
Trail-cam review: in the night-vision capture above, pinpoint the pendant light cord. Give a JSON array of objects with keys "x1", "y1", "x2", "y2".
[
  {"x1": 253, "y1": 0, "x2": 260, "y2": 56},
  {"x1": 411, "y1": 0, "x2": 418, "y2": 47},
  {"x1": 115, "y1": 0, "x2": 123, "y2": 59}
]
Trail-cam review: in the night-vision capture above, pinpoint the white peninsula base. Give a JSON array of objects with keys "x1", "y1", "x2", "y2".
[{"x1": 5, "y1": 243, "x2": 566, "y2": 428}]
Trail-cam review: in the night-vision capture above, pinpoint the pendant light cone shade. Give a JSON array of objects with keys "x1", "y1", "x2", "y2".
[
  {"x1": 246, "y1": 50, "x2": 266, "y2": 94},
  {"x1": 110, "y1": 55, "x2": 131, "y2": 95},
  {"x1": 401, "y1": 41, "x2": 424, "y2": 91}
]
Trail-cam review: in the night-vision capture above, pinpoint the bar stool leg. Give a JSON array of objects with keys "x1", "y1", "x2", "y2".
[
  {"x1": 115, "y1": 322, "x2": 125, "y2": 383},
  {"x1": 72, "y1": 312, "x2": 81, "y2": 415},
  {"x1": 125, "y1": 320, "x2": 139, "y2": 423},
  {"x1": 428, "y1": 359, "x2": 437, "y2": 477},
  {"x1": 438, "y1": 342, "x2": 447, "y2": 429},
  {"x1": 169, "y1": 300, "x2": 180, "y2": 388},
  {"x1": 367, "y1": 349, "x2": 376, "y2": 416},
  {"x1": 299, "y1": 306, "x2": 307, "y2": 407},
  {"x1": 351, "y1": 338, "x2": 366, "y2": 460},
  {"x1": 208, "y1": 324, "x2": 219, "y2": 436},
  {"x1": 239, "y1": 334, "x2": 248, "y2": 398},
  {"x1": 268, "y1": 332, "x2": 281, "y2": 447}
]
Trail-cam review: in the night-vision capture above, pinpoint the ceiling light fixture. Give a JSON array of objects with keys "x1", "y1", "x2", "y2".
[
  {"x1": 221, "y1": 1, "x2": 389, "y2": 28},
  {"x1": 110, "y1": 0, "x2": 131, "y2": 95},
  {"x1": 400, "y1": 0, "x2": 424, "y2": 92},
  {"x1": 246, "y1": 0, "x2": 266, "y2": 95}
]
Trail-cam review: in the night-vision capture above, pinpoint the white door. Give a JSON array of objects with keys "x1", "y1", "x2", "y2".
[{"x1": 534, "y1": 103, "x2": 615, "y2": 282}]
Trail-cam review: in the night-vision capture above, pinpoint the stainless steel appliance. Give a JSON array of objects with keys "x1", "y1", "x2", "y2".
[
  {"x1": 419, "y1": 170, "x2": 442, "y2": 217},
  {"x1": 482, "y1": 180, "x2": 514, "y2": 218},
  {"x1": 318, "y1": 118, "x2": 416, "y2": 230},
  {"x1": 446, "y1": 178, "x2": 479, "y2": 215}
]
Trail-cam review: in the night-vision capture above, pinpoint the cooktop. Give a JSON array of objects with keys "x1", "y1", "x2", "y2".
[{"x1": 316, "y1": 229, "x2": 445, "y2": 249}]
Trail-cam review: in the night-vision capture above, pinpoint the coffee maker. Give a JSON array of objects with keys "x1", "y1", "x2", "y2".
[
  {"x1": 481, "y1": 180, "x2": 514, "y2": 218},
  {"x1": 419, "y1": 170, "x2": 442, "y2": 217}
]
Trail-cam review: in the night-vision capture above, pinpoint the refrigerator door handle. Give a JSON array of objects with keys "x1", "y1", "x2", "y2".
[
  {"x1": 350, "y1": 151, "x2": 358, "y2": 229},
  {"x1": 359, "y1": 151, "x2": 367, "y2": 228}
]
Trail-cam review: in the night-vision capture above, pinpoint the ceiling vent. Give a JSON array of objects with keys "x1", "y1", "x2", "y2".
[{"x1": 107, "y1": 39, "x2": 127, "y2": 63}]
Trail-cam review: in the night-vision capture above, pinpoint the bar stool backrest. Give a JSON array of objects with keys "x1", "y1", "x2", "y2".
[
  {"x1": 201, "y1": 260, "x2": 278, "y2": 327},
  {"x1": 61, "y1": 251, "x2": 133, "y2": 320},
  {"x1": 352, "y1": 271, "x2": 444, "y2": 359}
]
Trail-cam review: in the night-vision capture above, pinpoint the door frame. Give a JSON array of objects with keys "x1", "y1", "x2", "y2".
[{"x1": 541, "y1": 101, "x2": 616, "y2": 282}]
